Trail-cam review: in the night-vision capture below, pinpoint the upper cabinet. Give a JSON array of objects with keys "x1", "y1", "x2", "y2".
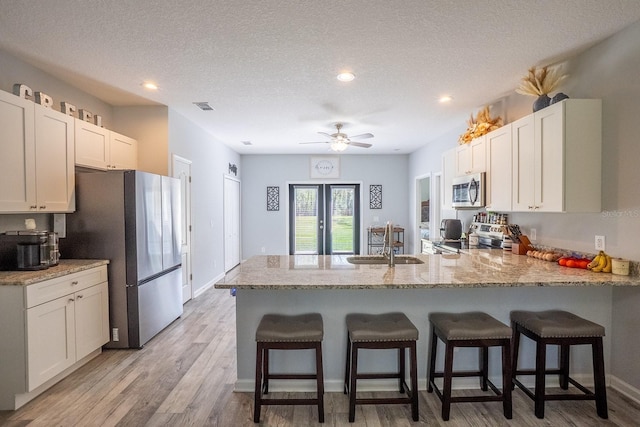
[
  {"x1": 512, "y1": 99, "x2": 602, "y2": 213},
  {"x1": 485, "y1": 124, "x2": 513, "y2": 212},
  {"x1": 455, "y1": 137, "x2": 486, "y2": 176},
  {"x1": 75, "y1": 121, "x2": 138, "y2": 170},
  {"x1": 0, "y1": 91, "x2": 74, "y2": 213}
]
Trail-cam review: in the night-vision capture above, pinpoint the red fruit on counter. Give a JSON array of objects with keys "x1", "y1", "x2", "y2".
[
  {"x1": 558, "y1": 257, "x2": 569, "y2": 266},
  {"x1": 565, "y1": 259, "x2": 577, "y2": 268},
  {"x1": 578, "y1": 259, "x2": 590, "y2": 269}
]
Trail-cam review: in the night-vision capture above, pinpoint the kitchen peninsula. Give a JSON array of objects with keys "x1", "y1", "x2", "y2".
[{"x1": 215, "y1": 252, "x2": 639, "y2": 393}]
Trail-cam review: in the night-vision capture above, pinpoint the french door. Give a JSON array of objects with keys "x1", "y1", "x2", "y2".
[{"x1": 289, "y1": 184, "x2": 360, "y2": 255}]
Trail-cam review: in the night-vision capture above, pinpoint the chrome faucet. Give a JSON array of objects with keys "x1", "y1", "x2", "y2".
[{"x1": 382, "y1": 221, "x2": 395, "y2": 266}]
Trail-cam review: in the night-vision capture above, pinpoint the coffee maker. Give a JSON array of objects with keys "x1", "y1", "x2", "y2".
[{"x1": 0, "y1": 230, "x2": 59, "y2": 271}]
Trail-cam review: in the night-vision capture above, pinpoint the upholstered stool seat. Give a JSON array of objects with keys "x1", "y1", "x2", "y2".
[
  {"x1": 254, "y1": 313, "x2": 324, "y2": 423},
  {"x1": 511, "y1": 310, "x2": 608, "y2": 419},
  {"x1": 427, "y1": 312, "x2": 513, "y2": 421},
  {"x1": 344, "y1": 313, "x2": 419, "y2": 422}
]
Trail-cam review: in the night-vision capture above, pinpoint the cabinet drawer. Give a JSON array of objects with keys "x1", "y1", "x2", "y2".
[{"x1": 26, "y1": 266, "x2": 107, "y2": 308}]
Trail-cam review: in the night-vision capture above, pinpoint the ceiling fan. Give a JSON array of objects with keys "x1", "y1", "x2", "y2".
[{"x1": 300, "y1": 123, "x2": 373, "y2": 151}]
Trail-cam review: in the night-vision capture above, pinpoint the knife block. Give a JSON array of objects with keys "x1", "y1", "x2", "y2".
[{"x1": 512, "y1": 235, "x2": 532, "y2": 255}]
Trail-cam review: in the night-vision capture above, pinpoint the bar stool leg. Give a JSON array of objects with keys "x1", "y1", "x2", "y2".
[
  {"x1": 399, "y1": 347, "x2": 406, "y2": 393},
  {"x1": 254, "y1": 343, "x2": 263, "y2": 423},
  {"x1": 315, "y1": 342, "x2": 325, "y2": 423},
  {"x1": 263, "y1": 347, "x2": 270, "y2": 394},
  {"x1": 442, "y1": 341, "x2": 455, "y2": 421},
  {"x1": 560, "y1": 344, "x2": 570, "y2": 390},
  {"x1": 534, "y1": 338, "x2": 547, "y2": 419},
  {"x1": 427, "y1": 326, "x2": 437, "y2": 393},
  {"x1": 501, "y1": 341, "x2": 513, "y2": 419},
  {"x1": 409, "y1": 341, "x2": 419, "y2": 421},
  {"x1": 344, "y1": 335, "x2": 351, "y2": 395},
  {"x1": 348, "y1": 342, "x2": 359, "y2": 423},
  {"x1": 511, "y1": 321, "x2": 520, "y2": 390},
  {"x1": 480, "y1": 346, "x2": 489, "y2": 391},
  {"x1": 593, "y1": 338, "x2": 608, "y2": 419}
]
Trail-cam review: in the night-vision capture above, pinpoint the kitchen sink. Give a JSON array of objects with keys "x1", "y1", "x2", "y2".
[{"x1": 346, "y1": 256, "x2": 424, "y2": 265}]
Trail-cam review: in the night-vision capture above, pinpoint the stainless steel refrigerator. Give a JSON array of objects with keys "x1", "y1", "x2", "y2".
[{"x1": 61, "y1": 170, "x2": 182, "y2": 348}]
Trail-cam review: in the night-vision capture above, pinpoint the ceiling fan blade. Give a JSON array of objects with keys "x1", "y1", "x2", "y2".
[
  {"x1": 349, "y1": 141, "x2": 373, "y2": 148},
  {"x1": 300, "y1": 141, "x2": 329, "y2": 144},
  {"x1": 317, "y1": 131, "x2": 333, "y2": 139},
  {"x1": 348, "y1": 133, "x2": 374, "y2": 140}
]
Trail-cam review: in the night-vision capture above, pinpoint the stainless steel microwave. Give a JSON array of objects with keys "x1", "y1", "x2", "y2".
[{"x1": 452, "y1": 172, "x2": 485, "y2": 208}]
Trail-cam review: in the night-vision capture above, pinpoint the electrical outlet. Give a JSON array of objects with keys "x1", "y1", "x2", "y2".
[
  {"x1": 530, "y1": 228, "x2": 537, "y2": 241},
  {"x1": 595, "y1": 235, "x2": 606, "y2": 251},
  {"x1": 112, "y1": 328, "x2": 119, "y2": 342},
  {"x1": 261, "y1": 246, "x2": 266, "y2": 253}
]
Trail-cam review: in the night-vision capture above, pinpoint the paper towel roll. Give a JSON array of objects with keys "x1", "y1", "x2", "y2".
[{"x1": 612, "y1": 258, "x2": 630, "y2": 276}]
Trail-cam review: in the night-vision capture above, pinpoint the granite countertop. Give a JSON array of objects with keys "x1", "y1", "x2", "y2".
[
  {"x1": 0, "y1": 259, "x2": 110, "y2": 286},
  {"x1": 214, "y1": 252, "x2": 639, "y2": 290}
]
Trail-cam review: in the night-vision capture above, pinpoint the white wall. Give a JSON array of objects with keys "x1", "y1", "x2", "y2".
[
  {"x1": 241, "y1": 154, "x2": 409, "y2": 258},
  {"x1": 408, "y1": 20, "x2": 640, "y2": 391},
  {"x1": 168, "y1": 109, "x2": 241, "y2": 295}
]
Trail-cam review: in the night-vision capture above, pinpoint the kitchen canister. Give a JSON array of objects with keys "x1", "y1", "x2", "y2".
[{"x1": 611, "y1": 258, "x2": 630, "y2": 276}]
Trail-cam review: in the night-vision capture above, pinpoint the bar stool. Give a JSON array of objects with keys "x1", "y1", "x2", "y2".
[
  {"x1": 511, "y1": 310, "x2": 608, "y2": 419},
  {"x1": 344, "y1": 312, "x2": 419, "y2": 422},
  {"x1": 427, "y1": 312, "x2": 513, "y2": 421},
  {"x1": 254, "y1": 313, "x2": 324, "y2": 423}
]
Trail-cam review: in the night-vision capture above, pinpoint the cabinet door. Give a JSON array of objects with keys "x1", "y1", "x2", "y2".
[
  {"x1": 442, "y1": 148, "x2": 455, "y2": 209},
  {"x1": 109, "y1": 131, "x2": 138, "y2": 170},
  {"x1": 75, "y1": 119, "x2": 110, "y2": 169},
  {"x1": 0, "y1": 91, "x2": 36, "y2": 212},
  {"x1": 535, "y1": 103, "x2": 564, "y2": 212},
  {"x1": 34, "y1": 104, "x2": 75, "y2": 212},
  {"x1": 469, "y1": 137, "x2": 486, "y2": 173},
  {"x1": 485, "y1": 124, "x2": 512, "y2": 211},
  {"x1": 75, "y1": 282, "x2": 109, "y2": 360},
  {"x1": 511, "y1": 115, "x2": 535, "y2": 211},
  {"x1": 26, "y1": 296, "x2": 75, "y2": 391},
  {"x1": 455, "y1": 143, "x2": 471, "y2": 176}
]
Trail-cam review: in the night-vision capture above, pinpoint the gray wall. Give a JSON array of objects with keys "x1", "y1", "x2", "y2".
[
  {"x1": 408, "y1": 20, "x2": 640, "y2": 390},
  {"x1": 168, "y1": 109, "x2": 241, "y2": 294},
  {"x1": 241, "y1": 154, "x2": 409, "y2": 258}
]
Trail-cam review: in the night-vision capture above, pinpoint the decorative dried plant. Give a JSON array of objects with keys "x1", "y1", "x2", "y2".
[
  {"x1": 458, "y1": 106, "x2": 502, "y2": 145},
  {"x1": 516, "y1": 66, "x2": 567, "y2": 97}
]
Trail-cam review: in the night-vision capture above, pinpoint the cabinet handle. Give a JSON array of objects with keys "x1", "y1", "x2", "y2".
[
  {"x1": 76, "y1": 294, "x2": 84, "y2": 299},
  {"x1": 30, "y1": 205, "x2": 37, "y2": 210},
  {"x1": 71, "y1": 281, "x2": 79, "y2": 285},
  {"x1": 528, "y1": 206, "x2": 534, "y2": 210},
  {"x1": 68, "y1": 298, "x2": 75, "y2": 303},
  {"x1": 39, "y1": 205, "x2": 46, "y2": 209}
]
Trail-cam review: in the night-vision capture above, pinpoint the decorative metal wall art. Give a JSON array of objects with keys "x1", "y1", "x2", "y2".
[
  {"x1": 370, "y1": 185, "x2": 382, "y2": 209},
  {"x1": 228, "y1": 163, "x2": 238, "y2": 176},
  {"x1": 267, "y1": 186, "x2": 279, "y2": 211}
]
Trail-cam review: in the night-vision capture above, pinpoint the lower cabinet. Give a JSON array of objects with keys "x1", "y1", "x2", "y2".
[{"x1": 0, "y1": 265, "x2": 109, "y2": 409}]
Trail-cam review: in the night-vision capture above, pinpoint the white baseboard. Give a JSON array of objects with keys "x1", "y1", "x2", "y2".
[
  {"x1": 610, "y1": 375, "x2": 640, "y2": 404},
  {"x1": 193, "y1": 272, "x2": 225, "y2": 298}
]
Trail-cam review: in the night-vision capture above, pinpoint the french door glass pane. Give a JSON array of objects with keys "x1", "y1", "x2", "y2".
[
  {"x1": 294, "y1": 187, "x2": 318, "y2": 254},
  {"x1": 330, "y1": 187, "x2": 354, "y2": 253}
]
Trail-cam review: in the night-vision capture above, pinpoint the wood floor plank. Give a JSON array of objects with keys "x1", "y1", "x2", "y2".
[{"x1": 2, "y1": 287, "x2": 640, "y2": 426}]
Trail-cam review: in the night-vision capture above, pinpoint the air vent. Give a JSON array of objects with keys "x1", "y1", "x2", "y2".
[
  {"x1": 193, "y1": 102, "x2": 214, "y2": 111},
  {"x1": 241, "y1": 141, "x2": 253, "y2": 146}
]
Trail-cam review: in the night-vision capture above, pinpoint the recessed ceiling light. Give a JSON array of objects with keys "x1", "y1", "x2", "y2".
[
  {"x1": 337, "y1": 72, "x2": 355, "y2": 82},
  {"x1": 439, "y1": 95, "x2": 453, "y2": 103},
  {"x1": 142, "y1": 82, "x2": 159, "y2": 90}
]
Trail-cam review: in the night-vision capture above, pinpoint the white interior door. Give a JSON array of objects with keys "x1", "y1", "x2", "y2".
[
  {"x1": 172, "y1": 155, "x2": 193, "y2": 304},
  {"x1": 224, "y1": 176, "x2": 241, "y2": 272}
]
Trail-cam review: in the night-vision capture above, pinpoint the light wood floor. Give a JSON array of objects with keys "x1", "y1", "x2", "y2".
[{"x1": 2, "y1": 287, "x2": 640, "y2": 426}]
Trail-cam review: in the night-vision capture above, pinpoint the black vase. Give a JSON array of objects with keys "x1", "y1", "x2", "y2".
[
  {"x1": 533, "y1": 94, "x2": 551, "y2": 112},
  {"x1": 550, "y1": 92, "x2": 569, "y2": 104}
]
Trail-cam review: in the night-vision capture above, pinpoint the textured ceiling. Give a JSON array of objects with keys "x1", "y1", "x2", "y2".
[{"x1": 1, "y1": 1, "x2": 640, "y2": 154}]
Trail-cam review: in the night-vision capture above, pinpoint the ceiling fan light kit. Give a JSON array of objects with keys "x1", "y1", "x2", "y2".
[{"x1": 301, "y1": 123, "x2": 373, "y2": 152}]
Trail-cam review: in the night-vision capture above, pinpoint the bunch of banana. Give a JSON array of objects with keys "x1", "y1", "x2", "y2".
[{"x1": 588, "y1": 251, "x2": 612, "y2": 273}]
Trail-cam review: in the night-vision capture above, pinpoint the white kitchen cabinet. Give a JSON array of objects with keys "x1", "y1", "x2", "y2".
[
  {"x1": 0, "y1": 265, "x2": 109, "y2": 409},
  {"x1": 75, "y1": 121, "x2": 138, "y2": 170},
  {"x1": 441, "y1": 148, "x2": 455, "y2": 209},
  {"x1": 455, "y1": 136, "x2": 486, "y2": 176},
  {"x1": 109, "y1": 131, "x2": 138, "y2": 170},
  {"x1": 485, "y1": 124, "x2": 512, "y2": 211},
  {"x1": 0, "y1": 90, "x2": 75, "y2": 213},
  {"x1": 512, "y1": 99, "x2": 602, "y2": 212},
  {"x1": 0, "y1": 90, "x2": 35, "y2": 212},
  {"x1": 34, "y1": 103, "x2": 75, "y2": 212}
]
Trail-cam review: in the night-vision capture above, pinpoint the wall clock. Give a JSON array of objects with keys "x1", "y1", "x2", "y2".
[{"x1": 310, "y1": 156, "x2": 340, "y2": 178}]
